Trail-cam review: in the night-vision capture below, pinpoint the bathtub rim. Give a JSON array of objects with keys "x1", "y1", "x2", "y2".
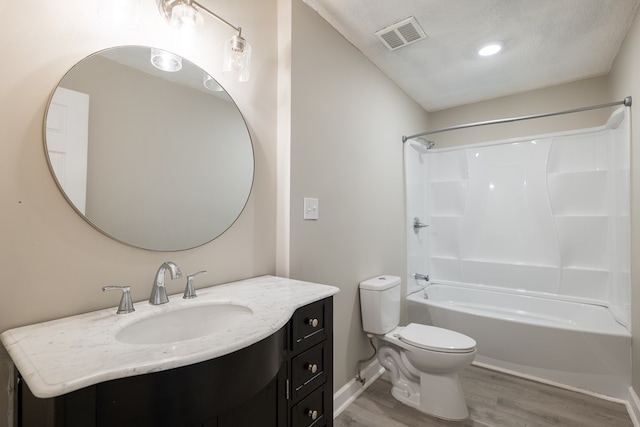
[{"x1": 408, "y1": 281, "x2": 631, "y2": 337}]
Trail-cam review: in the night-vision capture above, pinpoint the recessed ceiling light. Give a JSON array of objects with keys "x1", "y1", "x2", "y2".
[{"x1": 478, "y1": 42, "x2": 503, "y2": 57}]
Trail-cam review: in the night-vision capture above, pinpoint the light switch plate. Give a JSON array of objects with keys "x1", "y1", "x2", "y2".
[{"x1": 303, "y1": 197, "x2": 319, "y2": 220}]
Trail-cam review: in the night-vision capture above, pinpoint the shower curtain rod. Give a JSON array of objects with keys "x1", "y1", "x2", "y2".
[{"x1": 402, "y1": 96, "x2": 632, "y2": 143}]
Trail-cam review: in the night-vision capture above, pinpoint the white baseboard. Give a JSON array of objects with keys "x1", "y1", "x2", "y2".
[
  {"x1": 333, "y1": 360, "x2": 384, "y2": 418},
  {"x1": 627, "y1": 387, "x2": 640, "y2": 427}
]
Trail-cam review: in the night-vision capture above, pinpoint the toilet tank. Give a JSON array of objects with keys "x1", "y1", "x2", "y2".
[{"x1": 359, "y1": 275, "x2": 401, "y2": 334}]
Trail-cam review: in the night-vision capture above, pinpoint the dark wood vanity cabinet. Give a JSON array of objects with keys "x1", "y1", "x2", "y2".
[{"x1": 14, "y1": 297, "x2": 333, "y2": 427}]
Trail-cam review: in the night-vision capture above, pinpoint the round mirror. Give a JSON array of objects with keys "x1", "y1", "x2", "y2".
[{"x1": 44, "y1": 46, "x2": 254, "y2": 251}]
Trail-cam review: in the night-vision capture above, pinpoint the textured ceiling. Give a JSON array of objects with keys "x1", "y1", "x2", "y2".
[{"x1": 303, "y1": 0, "x2": 640, "y2": 112}]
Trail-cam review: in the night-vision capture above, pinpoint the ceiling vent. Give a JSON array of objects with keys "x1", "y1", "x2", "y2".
[{"x1": 375, "y1": 16, "x2": 427, "y2": 51}]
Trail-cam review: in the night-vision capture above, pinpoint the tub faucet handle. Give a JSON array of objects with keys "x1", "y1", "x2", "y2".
[
  {"x1": 102, "y1": 285, "x2": 135, "y2": 314},
  {"x1": 183, "y1": 270, "x2": 207, "y2": 299},
  {"x1": 413, "y1": 217, "x2": 429, "y2": 234}
]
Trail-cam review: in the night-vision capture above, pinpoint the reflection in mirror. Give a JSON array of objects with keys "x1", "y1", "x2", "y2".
[{"x1": 44, "y1": 46, "x2": 254, "y2": 251}]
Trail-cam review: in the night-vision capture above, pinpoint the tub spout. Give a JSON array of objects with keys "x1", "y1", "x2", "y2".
[{"x1": 414, "y1": 273, "x2": 429, "y2": 282}]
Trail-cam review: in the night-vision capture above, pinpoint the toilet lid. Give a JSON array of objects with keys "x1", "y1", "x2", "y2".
[{"x1": 398, "y1": 323, "x2": 476, "y2": 353}]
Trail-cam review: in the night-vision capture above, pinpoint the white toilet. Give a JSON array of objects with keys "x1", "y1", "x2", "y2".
[{"x1": 359, "y1": 275, "x2": 476, "y2": 420}]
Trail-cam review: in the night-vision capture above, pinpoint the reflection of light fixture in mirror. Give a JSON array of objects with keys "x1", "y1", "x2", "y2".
[
  {"x1": 150, "y1": 48, "x2": 183, "y2": 72},
  {"x1": 157, "y1": 0, "x2": 252, "y2": 82},
  {"x1": 203, "y1": 73, "x2": 223, "y2": 91}
]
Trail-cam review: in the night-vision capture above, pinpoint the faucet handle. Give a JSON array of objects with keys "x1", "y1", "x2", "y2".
[
  {"x1": 183, "y1": 271, "x2": 207, "y2": 299},
  {"x1": 102, "y1": 286, "x2": 135, "y2": 314}
]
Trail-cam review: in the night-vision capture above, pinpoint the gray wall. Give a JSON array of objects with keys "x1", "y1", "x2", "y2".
[
  {"x1": 429, "y1": 75, "x2": 613, "y2": 148},
  {"x1": 288, "y1": 0, "x2": 430, "y2": 391}
]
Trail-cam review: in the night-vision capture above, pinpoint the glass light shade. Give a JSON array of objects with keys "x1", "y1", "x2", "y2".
[
  {"x1": 223, "y1": 35, "x2": 251, "y2": 82},
  {"x1": 169, "y1": 3, "x2": 203, "y2": 31},
  {"x1": 203, "y1": 73, "x2": 223, "y2": 91},
  {"x1": 150, "y1": 48, "x2": 183, "y2": 72}
]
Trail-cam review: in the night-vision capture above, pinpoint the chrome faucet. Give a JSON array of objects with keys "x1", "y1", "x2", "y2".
[{"x1": 149, "y1": 261, "x2": 183, "y2": 305}]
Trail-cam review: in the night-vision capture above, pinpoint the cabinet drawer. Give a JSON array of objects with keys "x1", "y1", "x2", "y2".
[
  {"x1": 292, "y1": 300, "x2": 326, "y2": 352},
  {"x1": 291, "y1": 386, "x2": 326, "y2": 427},
  {"x1": 292, "y1": 343, "x2": 326, "y2": 401}
]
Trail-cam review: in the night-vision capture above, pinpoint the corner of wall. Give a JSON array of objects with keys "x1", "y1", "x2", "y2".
[{"x1": 275, "y1": 0, "x2": 293, "y2": 278}]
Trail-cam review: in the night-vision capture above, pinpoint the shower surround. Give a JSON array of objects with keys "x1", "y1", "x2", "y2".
[{"x1": 405, "y1": 107, "x2": 631, "y2": 397}]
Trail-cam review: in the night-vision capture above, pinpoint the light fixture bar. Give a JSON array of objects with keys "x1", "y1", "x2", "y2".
[
  {"x1": 156, "y1": 0, "x2": 251, "y2": 82},
  {"x1": 191, "y1": 0, "x2": 241, "y2": 36},
  {"x1": 157, "y1": 0, "x2": 241, "y2": 36}
]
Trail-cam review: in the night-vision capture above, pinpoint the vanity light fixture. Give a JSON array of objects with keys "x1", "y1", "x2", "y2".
[
  {"x1": 157, "y1": 0, "x2": 252, "y2": 82},
  {"x1": 150, "y1": 48, "x2": 183, "y2": 72},
  {"x1": 478, "y1": 41, "x2": 504, "y2": 57}
]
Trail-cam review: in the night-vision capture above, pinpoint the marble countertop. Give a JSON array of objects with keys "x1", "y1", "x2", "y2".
[{"x1": 1, "y1": 275, "x2": 339, "y2": 398}]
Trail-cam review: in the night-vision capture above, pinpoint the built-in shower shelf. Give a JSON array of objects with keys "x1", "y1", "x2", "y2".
[
  {"x1": 547, "y1": 170, "x2": 609, "y2": 176},
  {"x1": 459, "y1": 259, "x2": 558, "y2": 268},
  {"x1": 429, "y1": 179, "x2": 469, "y2": 184},
  {"x1": 561, "y1": 266, "x2": 609, "y2": 272},
  {"x1": 553, "y1": 214, "x2": 608, "y2": 218}
]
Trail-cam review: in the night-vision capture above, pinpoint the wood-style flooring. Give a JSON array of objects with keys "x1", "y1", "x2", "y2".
[{"x1": 334, "y1": 365, "x2": 633, "y2": 427}]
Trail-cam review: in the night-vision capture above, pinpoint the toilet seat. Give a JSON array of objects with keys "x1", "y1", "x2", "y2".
[{"x1": 399, "y1": 323, "x2": 476, "y2": 353}]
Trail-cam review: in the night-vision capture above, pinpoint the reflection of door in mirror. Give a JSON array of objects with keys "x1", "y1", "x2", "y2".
[{"x1": 46, "y1": 87, "x2": 89, "y2": 214}]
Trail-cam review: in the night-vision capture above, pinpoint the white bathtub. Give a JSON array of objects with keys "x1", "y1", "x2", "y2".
[{"x1": 406, "y1": 283, "x2": 631, "y2": 399}]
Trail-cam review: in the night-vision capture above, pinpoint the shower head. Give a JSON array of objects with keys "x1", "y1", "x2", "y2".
[{"x1": 416, "y1": 137, "x2": 435, "y2": 149}]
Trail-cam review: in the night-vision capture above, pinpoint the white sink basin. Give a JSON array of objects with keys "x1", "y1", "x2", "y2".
[{"x1": 116, "y1": 303, "x2": 254, "y2": 345}]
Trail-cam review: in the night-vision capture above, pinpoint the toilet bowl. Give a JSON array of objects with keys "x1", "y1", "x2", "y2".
[
  {"x1": 359, "y1": 275, "x2": 477, "y2": 420},
  {"x1": 379, "y1": 324, "x2": 476, "y2": 420}
]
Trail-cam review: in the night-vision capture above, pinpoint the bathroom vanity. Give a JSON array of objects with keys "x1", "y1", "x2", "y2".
[{"x1": 2, "y1": 276, "x2": 337, "y2": 427}]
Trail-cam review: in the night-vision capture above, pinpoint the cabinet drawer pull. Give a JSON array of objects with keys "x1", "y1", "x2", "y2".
[
  {"x1": 306, "y1": 409, "x2": 318, "y2": 420},
  {"x1": 307, "y1": 318, "x2": 319, "y2": 328},
  {"x1": 305, "y1": 363, "x2": 318, "y2": 374}
]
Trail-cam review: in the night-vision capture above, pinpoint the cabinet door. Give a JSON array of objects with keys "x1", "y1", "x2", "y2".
[
  {"x1": 217, "y1": 362, "x2": 287, "y2": 427},
  {"x1": 18, "y1": 376, "x2": 96, "y2": 427}
]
